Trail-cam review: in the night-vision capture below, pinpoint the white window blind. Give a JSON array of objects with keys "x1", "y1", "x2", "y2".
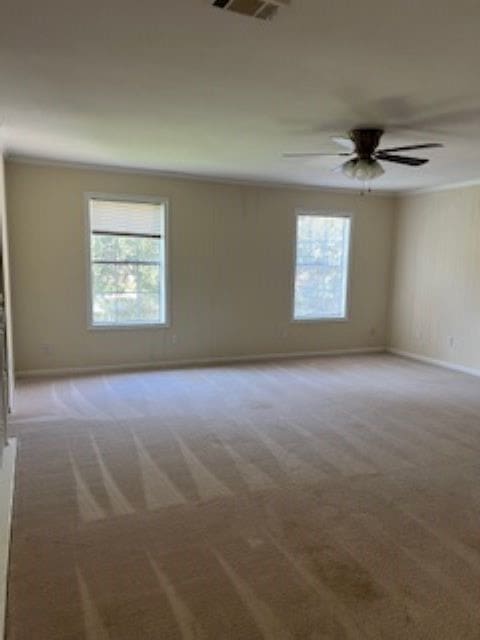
[
  {"x1": 88, "y1": 197, "x2": 167, "y2": 327},
  {"x1": 293, "y1": 213, "x2": 351, "y2": 320},
  {"x1": 90, "y1": 199, "x2": 164, "y2": 237}
]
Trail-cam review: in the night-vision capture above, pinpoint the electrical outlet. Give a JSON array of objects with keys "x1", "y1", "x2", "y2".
[{"x1": 448, "y1": 336, "x2": 456, "y2": 349}]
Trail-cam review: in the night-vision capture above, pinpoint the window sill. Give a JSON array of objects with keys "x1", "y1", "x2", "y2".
[
  {"x1": 290, "y1": 316, "x2": 349, "y2": 324},
  {"x1": 88, "y1": 322, "x2": 169, "y2": 331}
]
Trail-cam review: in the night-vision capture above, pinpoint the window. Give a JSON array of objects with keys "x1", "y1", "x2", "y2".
[
  {"x1": 293, "y1": 212, "x2": 351, "y2": 321},
  {"x1": 87, "y1": 196, "x2": 167, "y2": 327}
]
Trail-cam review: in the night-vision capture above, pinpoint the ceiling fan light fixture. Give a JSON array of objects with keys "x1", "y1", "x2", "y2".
[{"x1": 342, "y1": 158, "x2": 384, "y2": 181}]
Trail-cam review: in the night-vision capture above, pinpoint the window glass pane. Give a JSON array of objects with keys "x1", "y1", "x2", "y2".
[
  {"x1": 115, "y1": 264, "x2": 139, "y2": 294},
  {"x1": 91, "y1": 235, "x2": 117, "y2": 262},
  {"x1": 92, "y1": 263, "x2": 163, "y2": 324},
  {"x1": 92, "y1": 263, "x2": 118, "y2": 295},
  {"x1": 138, "y1": 292, "x2": 160, "y2": 321},
  {"x1": 93, "y1": 293, "x2": 116, "y2": 325},
  {"x1": 116, "y1": 236, "x2": 140, "y2": 262},
  {"x1": 91, "y1": 235, "x2": 162, "y2": 263},
  {"x1": 138, "y1": 265, "x2": 162, "y2": 293},
  {"x1": 114, "y1": 293, "x2": 138, "y2": 324},
  {"x1": 294, "y1": 215, "x2": 350, "y2": 320},
  {"x1": 93, "y1": 291, "x2": 162, "y2": 325},
  {"x1": 136, "y1": 237, "x2": 162, "y2": 262}
]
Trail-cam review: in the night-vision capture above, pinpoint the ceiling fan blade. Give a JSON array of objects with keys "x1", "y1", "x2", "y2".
[
  {"x1": 377, "y1": 143, "x2": 443, "y2": 153},
  {"x1": 376, "y1": 153, "x2": 429, "y2": 166},
  {"x1": 282, "y1": 152, "x2": 352, "y2": 158},
  {"x1": 331, "y1": 136, "x2": 354, "y2": 150}
]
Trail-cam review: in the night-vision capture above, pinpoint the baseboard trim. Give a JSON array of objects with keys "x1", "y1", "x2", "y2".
[
  {"x1": 388, "y1": 348, "x2": 480, "y2": 378},
  {"x1": 0, "y1": 438, "x2": 17, "y2": 640},
  {"x1": 16, "y1": 346, "x2": 386, "y2": 378}
]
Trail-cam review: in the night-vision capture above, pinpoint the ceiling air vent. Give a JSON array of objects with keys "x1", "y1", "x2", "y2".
[{"x1": 211, "y1": 0, "x2": 289, "y2": 21}]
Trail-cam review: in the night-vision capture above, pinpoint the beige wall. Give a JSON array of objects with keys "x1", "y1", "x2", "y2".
[
  {"x1": 6, "y1": 161, "x2": 395, "y2": 373},
  {"x1": 389, "y1": 186, "x2": 480, "y2": 370}
]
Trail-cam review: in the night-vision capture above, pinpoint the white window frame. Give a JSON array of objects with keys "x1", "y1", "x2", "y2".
[
  {"x1": 85, "y1": 192, "x2": 170, "y2": 330},
  {"x1": 291, "y1": 209, "x2": 353, "y2": 323}
]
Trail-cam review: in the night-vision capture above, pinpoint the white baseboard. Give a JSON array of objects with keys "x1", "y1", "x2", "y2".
[
  {"x1": 0, "y1": 438, "x2": 16, "y2": 640},
  {"x1": 388, "y1": 348, "x2": 480, "y2": 378},
  {"x1": 16, "y1": 346, "x2": 386, "y2": 378}
]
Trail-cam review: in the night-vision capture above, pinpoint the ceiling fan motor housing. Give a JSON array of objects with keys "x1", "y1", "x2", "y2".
[
  {"x1": 350, "y1": 128, "x2": 384, "y2": 158},
  {"x1": 209, "y1": 0, "x2": 290, "y2": 20}
]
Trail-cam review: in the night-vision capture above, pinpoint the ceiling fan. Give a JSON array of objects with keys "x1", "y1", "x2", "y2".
[{"x1": 283, "y1": 128, "x2": 443, "y2": 181}]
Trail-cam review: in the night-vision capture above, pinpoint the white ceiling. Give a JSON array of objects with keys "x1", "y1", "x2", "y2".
[{"x1": 2, "y1": 0, "x2": 480, "y2": 192}]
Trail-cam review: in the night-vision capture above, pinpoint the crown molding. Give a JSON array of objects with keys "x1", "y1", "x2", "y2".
[
  {"x1": 403, "y1": 177, "x2": 480, "y2": 196},
  {"x1": 5, "y1": 154, "x2": 397, "y2": 198},
  {"x1": 12, "y1": 153, "x2": 480, "y2": 200}
]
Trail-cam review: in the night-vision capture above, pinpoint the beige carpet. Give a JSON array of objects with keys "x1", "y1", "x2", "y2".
[{"x1": 7, "y1": 354, "x2": 480, "y2": 639}]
